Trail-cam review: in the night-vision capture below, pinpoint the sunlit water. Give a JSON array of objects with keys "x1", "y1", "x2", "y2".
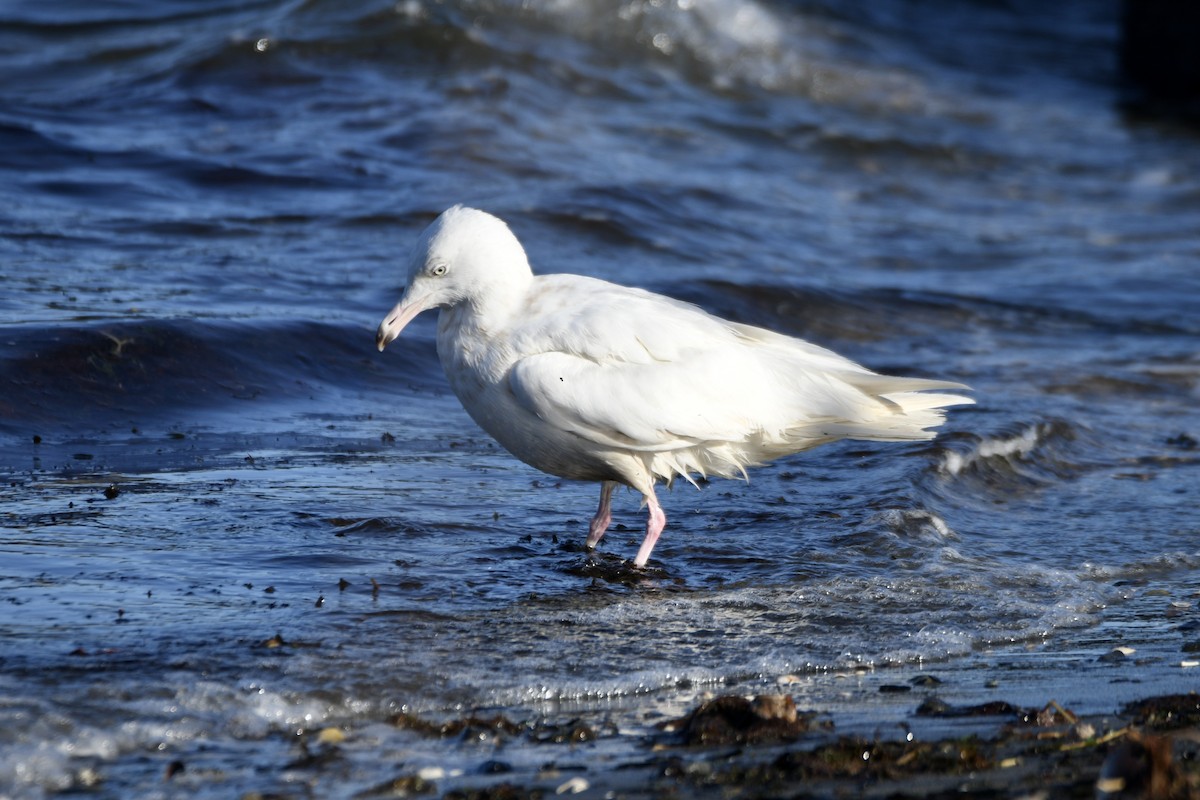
[{"x1": 2, "y1": 0, "x2": 1199, "y2": 797}]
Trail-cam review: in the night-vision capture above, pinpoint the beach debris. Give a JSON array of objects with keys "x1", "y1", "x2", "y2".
[
  {"x1": 392, "y1": 712, "x2": 524, "y2": 742},
  {"x1": 720, "y1": 734, "x2": 992, "y2": 784},
  {"x1": 1035, "y1": 700, "x2": 1079, "y2": 727},
  {"x1": 391, "y1": 710, "x2": 600, "y2": 750},
  {"x1": 1122, "y1": 694, "x2": 1200, "y2": 730},
  {"x1": 368, "y1": 692, "x2": 1200, "y2": 798},
  {"x1": 1059, "y1": 726, "x2": 1129, "y2": 752},
  {"x1": 1096, "y1": 731, "x2": 1190, "y2": 800},
  {"x1": 531, "y1": 719, "x2": 595, "y2": 744},
  {"x1": 754, "y1": 694, "x2": 799, "y2": 723},
  {"x1": 660, "y1": 694, "x2": 817, "y2": 745}
]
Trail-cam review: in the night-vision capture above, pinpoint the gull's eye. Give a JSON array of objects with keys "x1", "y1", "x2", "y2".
[{"x1": 431, "y1": 263, "x2": 448, "y2": 277}]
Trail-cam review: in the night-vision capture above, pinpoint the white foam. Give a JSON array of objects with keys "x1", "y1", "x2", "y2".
[
  {"x1": 0, "y1": 712, "x2": 125, "y2": 797},
  {"x1": 449, "y1": 560, "x2": 1120, "y2": 714},
  {"x1": 877, "y1": 624, "x2": 975, "y2": 665},
  {"x1": 881, "y1": 508, "x2": 956, "y2": 540},
  {"x1": 940, "y1": 424, "x2": 1043, "y2": 477},
  {"x1": 469, "y1": 0, "x2": 938, "y2": 103},
  {"x1": 0, "y1": 678, "x2": 335, "y2": 798}
]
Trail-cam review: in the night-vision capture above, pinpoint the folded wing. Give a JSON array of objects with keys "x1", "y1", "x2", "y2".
[{"x1": 505, "y1": 278, "x2": 972, "y2": 484}]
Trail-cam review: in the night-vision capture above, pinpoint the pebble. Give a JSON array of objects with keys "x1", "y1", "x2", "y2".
[
  {"x1": 752, "y1": 694, "x2": 798, "y2": 722},
  {"x1": 316, "y1": 728, "x2": 345, "y2": 744},
  {"x1": 556, "y1": 776, "x2": 589, "y2": 794},
  {"x1": 910, "y1": 675, "x2": 943, "y2": 687},
  {"x1": 1098, "y1": 646, "x2": 1136, "y2": 663}
]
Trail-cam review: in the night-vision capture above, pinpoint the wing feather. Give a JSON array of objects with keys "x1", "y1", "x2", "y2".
[{"x1": 503, "y1": 275, "x2": 971, "y2": 470}]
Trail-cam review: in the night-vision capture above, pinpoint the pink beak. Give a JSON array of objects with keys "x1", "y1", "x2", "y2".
[{"x1": 375, "y1": 291, "x2": 434, "y2": 352}]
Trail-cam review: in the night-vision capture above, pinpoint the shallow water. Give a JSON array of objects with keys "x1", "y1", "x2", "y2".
[{"x1": 2, "y1": 0, "x2": 1199, "y2": 797}]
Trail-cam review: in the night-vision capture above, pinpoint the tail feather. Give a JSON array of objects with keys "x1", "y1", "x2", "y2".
[
  {"x1": 882, "y1": 390, "x2": 975, "y2": 413},
  {"x1": 764, "y1": 364, "x2": 974, "y2": 445},
  {"x1": 845, "y1": 374, "x2": 972, "y2": 399},
  {"x1": 642, "y1": 355, "x2": 973, "y2": 486},
  {"x1": 809, "y1": 374, "x2": 974, "y2": 442}
]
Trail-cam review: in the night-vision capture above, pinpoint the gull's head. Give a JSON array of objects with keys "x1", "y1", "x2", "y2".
[{"x1": 375, "y1": 205, "x2": 532, "y2": 352}]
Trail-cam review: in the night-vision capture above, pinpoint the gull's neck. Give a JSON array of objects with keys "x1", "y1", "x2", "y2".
[{"x1": 444, "y1": 270, "x2": 533, "y2": 339}]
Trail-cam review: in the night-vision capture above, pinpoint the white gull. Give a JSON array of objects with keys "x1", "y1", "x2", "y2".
[{"x1": 376, "y1": 206, "x2": 973, "y2": 568}]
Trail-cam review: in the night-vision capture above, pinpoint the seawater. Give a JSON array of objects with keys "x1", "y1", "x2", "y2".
[{"x1": 2, "y1": 0, "x2": 1199, "y2": 797}]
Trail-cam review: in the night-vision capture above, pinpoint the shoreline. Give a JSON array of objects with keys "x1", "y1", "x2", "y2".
[{"x1": 306, "y1": 688, "x2": 1200, "y2": 799}]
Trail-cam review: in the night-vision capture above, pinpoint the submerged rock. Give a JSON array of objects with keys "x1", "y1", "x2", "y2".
[
  {"x1": 661, "y1": 694, "x2": 817, "y2": 746},
  {"x1": 915, "y1": 697, "x2": 1025, "y2": 719}
]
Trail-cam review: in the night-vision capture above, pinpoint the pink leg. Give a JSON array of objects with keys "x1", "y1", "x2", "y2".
[
  {"x1": 632, "y1": 491, "x2": 667, "y2": 568},
  {"x1": 585, "y1": 481, "x2": 617, "y2": 549}
]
